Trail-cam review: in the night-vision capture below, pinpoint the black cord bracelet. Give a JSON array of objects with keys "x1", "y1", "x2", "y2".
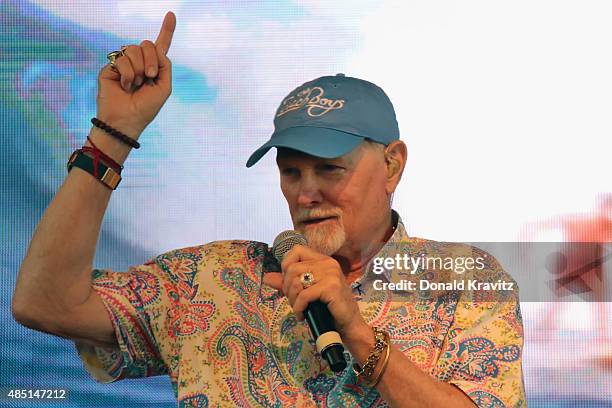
[{"x1": 90, "y1": 117, "x2": 141, "y2": 149}]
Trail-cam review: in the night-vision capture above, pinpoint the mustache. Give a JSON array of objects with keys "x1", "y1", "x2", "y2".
[{"x1": 294, "y1": 208, "x2": 343, "y2": 223}]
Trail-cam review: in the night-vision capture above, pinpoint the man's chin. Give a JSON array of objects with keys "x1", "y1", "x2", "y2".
[{"x1": 301, "y1": 226, "x2": 346, "y2": 256}]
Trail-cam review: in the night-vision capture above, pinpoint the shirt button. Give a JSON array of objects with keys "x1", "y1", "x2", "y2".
[{"x1": 351, "y1": 281, "x2": 364, "y2": 296}]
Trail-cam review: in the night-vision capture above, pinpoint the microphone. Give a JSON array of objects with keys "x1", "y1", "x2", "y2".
[{"x1": 272, "y1": 230, "x2": 347, "y2": 372}]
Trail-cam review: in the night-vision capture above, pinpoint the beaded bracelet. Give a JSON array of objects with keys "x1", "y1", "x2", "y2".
[{"x1": 91, "y1": 117, "x2": 140, "y2": 149}]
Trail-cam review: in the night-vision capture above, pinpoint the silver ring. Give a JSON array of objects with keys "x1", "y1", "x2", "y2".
[{"x1": 300, "y1": 272, "x2": 315, "y2": 289}]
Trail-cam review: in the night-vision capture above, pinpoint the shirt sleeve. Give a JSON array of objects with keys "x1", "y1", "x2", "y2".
[
  {"x1": 434, "y1": 255, "x2": 527, "y2": 408},
  {"x1": 74, "y1": 254, "x2": 180, "y2": 383}
]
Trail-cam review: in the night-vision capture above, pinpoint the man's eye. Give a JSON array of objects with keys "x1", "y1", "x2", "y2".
[
  {"x1": 321, "y1": 165, "x2": 343, "y2": 172},
  {"x1": 281, "y1": 168, "x2": 299, "y2": 176}
]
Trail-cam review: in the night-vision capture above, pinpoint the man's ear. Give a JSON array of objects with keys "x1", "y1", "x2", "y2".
[{"x1": 384, "y1": 141, "x2": 407, "y2": 194}]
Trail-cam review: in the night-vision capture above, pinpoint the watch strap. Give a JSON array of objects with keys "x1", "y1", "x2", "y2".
[{"x1": 67, "y1": 150, "x2": 122, "y2": 190}]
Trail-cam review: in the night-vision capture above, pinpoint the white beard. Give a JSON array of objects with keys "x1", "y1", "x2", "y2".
[{"x1": 301, "y1": 219, "x2": 346, "y2": 256}]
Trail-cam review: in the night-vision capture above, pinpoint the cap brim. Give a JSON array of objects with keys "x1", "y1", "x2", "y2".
[{"x1": 246, "y1": 126, "x2": 365, "y2": 167}]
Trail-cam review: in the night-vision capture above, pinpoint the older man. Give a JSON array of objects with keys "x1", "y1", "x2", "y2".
[{"x1": 12, "y1": 12, "x2": 525, "y2": 407}]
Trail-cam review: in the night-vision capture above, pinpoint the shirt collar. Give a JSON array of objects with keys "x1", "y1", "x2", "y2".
[{"x1": 351, "y1": 210, "x2": 410, "y2": 295}]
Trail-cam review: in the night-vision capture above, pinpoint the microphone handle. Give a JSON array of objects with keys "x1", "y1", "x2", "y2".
[{"x1": 304, "y1": 301, "x2": 347, "y2": 372}]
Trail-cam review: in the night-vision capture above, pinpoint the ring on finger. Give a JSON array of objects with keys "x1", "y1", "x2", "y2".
[
  {"x1": 106, "y1": 50, "x2": 124, "y2": 70},
  {"x1": 300, "y1": 272, "x2": 316, "y2": 289},
  {"x1": 106, "y1": 45, "x2": 131, "y2": 68}
]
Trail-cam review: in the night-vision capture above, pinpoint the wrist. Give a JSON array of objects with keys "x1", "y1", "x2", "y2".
[
  {"x1": 342, "y1": 320, "x2": 376, "y2": 365},
  {"x1": 85, "y1": 127, "x2": 133, "y2": 165},
  {"x1": 95, "y1": 114, "x2": 145, "y2": 139},
  {"x1": 350, "y1": 326, "x2": 391, "y2": 387}
]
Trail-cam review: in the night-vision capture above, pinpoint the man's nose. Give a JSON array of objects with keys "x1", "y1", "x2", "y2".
[{"x1": 296, "y1": 175, "x2": 323, "y2": 207}]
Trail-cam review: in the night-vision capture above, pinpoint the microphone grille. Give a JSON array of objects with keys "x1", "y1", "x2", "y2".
[{"x1": 272, "y1": 230, "x2": 307, "y2": 262}]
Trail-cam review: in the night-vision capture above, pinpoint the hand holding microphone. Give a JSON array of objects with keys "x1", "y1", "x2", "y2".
[{"x1": 265, "y1": 231, "x2": 372, "y2": 372}]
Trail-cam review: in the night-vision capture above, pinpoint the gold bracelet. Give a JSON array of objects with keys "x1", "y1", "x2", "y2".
[
  {"x1": 352, "y1": 327, "x2": 388, "y2": 382},
  {"x1": 370, "y1": 338, "x2": 391, "y2": 387}
]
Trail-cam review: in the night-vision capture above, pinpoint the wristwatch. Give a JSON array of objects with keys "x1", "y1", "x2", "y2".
[{"x1": 67, "y1": 150, "x2": 121, "y2": 190}]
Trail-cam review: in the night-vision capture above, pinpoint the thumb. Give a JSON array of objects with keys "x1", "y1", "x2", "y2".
[
  {"x1": 262, "y1": 272, "x2": 283, "y2": 292},
  {"x1": 97, "y1": 64, "x2": 121, "y2": 98},
  {"x1": 98, "y1": 63, "x2": 120, "y2": 82}
]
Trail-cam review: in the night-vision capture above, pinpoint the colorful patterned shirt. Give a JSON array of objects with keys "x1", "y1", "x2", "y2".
[{"x1": 75, "y1": 214, "x2": 526, "y2": 407}]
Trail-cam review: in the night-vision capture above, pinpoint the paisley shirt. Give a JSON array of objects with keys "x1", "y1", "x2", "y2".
[{"x1": 75, "y1": 214, "x2": 526, "y2": 407}]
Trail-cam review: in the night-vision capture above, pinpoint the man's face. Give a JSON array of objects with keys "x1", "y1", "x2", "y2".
[{"x1": 276, "y1": 142, "x2": 390, "y2": 257}]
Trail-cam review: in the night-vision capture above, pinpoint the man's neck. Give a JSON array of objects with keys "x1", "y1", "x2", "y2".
[{"x1": 333, "y1": 212, "x2": 397, "y2": 284}]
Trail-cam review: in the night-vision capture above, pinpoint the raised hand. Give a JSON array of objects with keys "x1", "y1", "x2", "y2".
[{"x1": 96, "y1": 11, "x2": 176, "y2": 139}]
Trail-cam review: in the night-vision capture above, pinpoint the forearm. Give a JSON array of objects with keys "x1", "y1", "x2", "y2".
[
  {"x1": 12, "y1": 127, "x2": 134, "y2": 321},
  {"x1": 375, "y1": 346, "x2": 475, "y2": 407},
  {"x1": 345, "y1": 326, "x2": 476, "y2": 408}
]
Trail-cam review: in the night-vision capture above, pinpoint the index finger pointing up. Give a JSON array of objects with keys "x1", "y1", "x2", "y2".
[{"x1": 155, "y1": 11, "x2": 176, "y2": 55}]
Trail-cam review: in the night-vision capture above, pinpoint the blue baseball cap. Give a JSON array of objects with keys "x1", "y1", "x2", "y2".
[{"x1": 246, "y1": 74, "x2": 400, "y2": 167}]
